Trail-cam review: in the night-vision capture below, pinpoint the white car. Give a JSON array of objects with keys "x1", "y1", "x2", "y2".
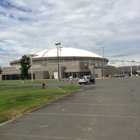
[{"x1": 79, "y1": 75, "x2": 95, "y2": 85}]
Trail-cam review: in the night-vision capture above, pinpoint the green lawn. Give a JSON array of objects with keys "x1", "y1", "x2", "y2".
[
  {"x1": 0, "y1": 79, "x2": 60, "y2": 85},
  {"x1": 0, "y1": 85, "x2": 33, "y2": 90},
  {"x1": 0, "y1": 85, "x2": 82, "y2": 124},
  {"x1": 0, "y1": 79, "x2": 79, "y2": 85}
]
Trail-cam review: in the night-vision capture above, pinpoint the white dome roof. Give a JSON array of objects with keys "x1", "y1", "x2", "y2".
[{"x1": 30, "y1": 47, "x2": 102, "y2": 58}]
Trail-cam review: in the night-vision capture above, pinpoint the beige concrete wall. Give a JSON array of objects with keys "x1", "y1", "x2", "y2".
[
  {"x1": 35, "y1": 71, "x2": 49, "y2": 79},
  {"x1": 95, "y1": 69, "x2": 102, "y2": 77},
  {"x1": 1, "y1": 61, "x2": 122, "y2": 80},
  {"x1": 88, "y1": 65, "x2": 95, "y2": 75},
  {"x1": 48, "y1": 66, "x2": 58, "y2": 77},
  {"x1": 64, "y1": 61, "x2": 87, "y2": 69},
  {"x1": 47, "y1": 66, "x2": 66, "y2": 79},
  {"x1": 95, "y1": 67, "x2": 122, "y2": 77},
  {"x1": 105, "y1": 69, "x2": 121, "y2": 76},
  {"x1": 60, "y1": 66, "x2": 66, "y2": 79},
  {"x1": 2, "y1": 67, "x2": 21, "y2": 75}
]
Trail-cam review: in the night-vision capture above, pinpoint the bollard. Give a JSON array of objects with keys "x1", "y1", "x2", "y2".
[{"x1": 42, "y1": 82, "x2": 45, "y2": 89}]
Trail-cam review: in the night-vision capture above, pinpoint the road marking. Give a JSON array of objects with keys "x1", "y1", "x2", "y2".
[
  {"x1": 83, "y1": 128, "x2": 91, "y2": 130},
  {"x1": 50, "y1": 103, "x2": 140, "y2": 106},
  {"x1": 0, "y1": 133, "x2": 93, "y2": 140},
  {"x1": 28, "y1": 112, "x2": 140, "y2": 119},
  {"x1": 78, "y1": 89, "x2": 85, "y2": 91},
  {"x1": 39, "y1": 125, "x2": 47, "y2": 127}
]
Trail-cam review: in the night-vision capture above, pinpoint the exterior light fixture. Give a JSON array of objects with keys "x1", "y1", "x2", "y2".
[{"x1": 55, "y1": 43, "x2": 61, "y2": 81}]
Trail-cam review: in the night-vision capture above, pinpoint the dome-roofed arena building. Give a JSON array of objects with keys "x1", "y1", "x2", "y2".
[{"x1": 0, "y1": 47, "x2": 121, "y2": 80}]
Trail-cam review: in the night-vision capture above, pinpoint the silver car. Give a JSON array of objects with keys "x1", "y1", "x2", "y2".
[{"x1": 79, "y1": 75, "x2": 95, "y2": 85}]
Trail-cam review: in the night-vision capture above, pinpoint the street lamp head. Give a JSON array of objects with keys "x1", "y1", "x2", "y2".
[
  {"x1": 28, "y1": 54, "x2": 38, "y2": 57},
  {"x1": 55, "y1": 43, "x2": 61, "y2": 46},
  {"x1": 127, "y1": 60, "x2": 135, "y2": 63}
]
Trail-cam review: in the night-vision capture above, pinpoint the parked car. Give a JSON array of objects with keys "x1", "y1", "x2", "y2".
[
  {"x1": 79, "y1": 75, "x2": 95, "y2": 85},
  {"x1": 124, "y1": 74, "x2": 129, "y2": 77},
  {"x1": 93, "y1": 74, "x2": 98, "y2": 78},
  {"x1": 118, "y1": 74, "x2": 124, "y2": 77},
  {"x1": 113, "y1": 74, "x2": 124, "y2": 78},
  {"x1": 113, "y1": 74, "x2": 118, "y2": 78}
]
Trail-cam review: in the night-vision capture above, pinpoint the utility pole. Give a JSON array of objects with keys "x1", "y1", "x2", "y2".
[
  {"x1": 102, "y1": 47, "x2": 105, "y2": 78},
  {"x1": 127, "y1": 60, "x2": 135, "y2": 77},
  {"x1": 122, "y1": 55, "x2": 124, "y2": 75},
  {"x1": 55, "y1": 43, "x2": 61, "y2": 81}
]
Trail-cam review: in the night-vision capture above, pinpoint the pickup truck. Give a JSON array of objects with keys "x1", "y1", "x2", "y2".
[{"x1": 79, "y1": 75, "x2": 95, "y2": 85}]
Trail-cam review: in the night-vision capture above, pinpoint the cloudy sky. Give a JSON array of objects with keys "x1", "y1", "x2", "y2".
[{"x1": 0, "y1": 0, "x2": 140, "y2": 67}]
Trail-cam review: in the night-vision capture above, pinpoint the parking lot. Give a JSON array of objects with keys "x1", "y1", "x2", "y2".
[{"x1": 0, "y1": 77, "x2": 140, "y2": 140}]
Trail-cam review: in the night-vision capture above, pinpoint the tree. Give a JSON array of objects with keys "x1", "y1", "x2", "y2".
[
  {"x1": 20, "y1": 55, "x2": 31, "y2": 82},
  {"x1": 132, "y1": 70, "x2": 138, "y2": 75},
  {"x1": 0, "y1": 66, "x2": 2, "y2": 75}
]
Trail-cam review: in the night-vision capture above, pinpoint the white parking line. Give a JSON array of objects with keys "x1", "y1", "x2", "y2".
[
  {"x1": 50, "y1": 103, "x2": 140, "y2": 106},
  {"x1": 39, "y1": 125, "x2": 47, "y2": 127},
  {"x1": 82, "y1": 128, "x2": 91, "y2": 130},
  {"x1": 28, "y1": 112, "x2": 140, "y2": 119},
  {"x1": 0, "y1": 133, "x2": 93, "y2": 140}
]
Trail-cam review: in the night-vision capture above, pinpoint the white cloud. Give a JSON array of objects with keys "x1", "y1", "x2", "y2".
[{"x1": 0, "y1": 0, "x2": 140, "y2": 67}]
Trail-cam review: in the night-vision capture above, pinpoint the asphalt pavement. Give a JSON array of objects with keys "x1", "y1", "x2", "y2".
[{"x1": 0, "y1": 77, "x2": 140, "y2": 140}]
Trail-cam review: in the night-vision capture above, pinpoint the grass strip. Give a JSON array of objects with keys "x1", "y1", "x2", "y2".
[
  {"x1": 0, "y1": 85, "x2": 82, "y2": 124},
  {"x1": 0, "y1": 79, "x2": 71, "y2": 85},
  {"x1": 0, "y1": 79, "x2": 79, "y2": 85},
  {"x1": 0, "y1": 85, "x2": 33, "y2": 90}
]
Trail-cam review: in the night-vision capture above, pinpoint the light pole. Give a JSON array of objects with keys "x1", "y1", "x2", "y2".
[
  {"x1": 28, "y1": 54, "x2": 38, "y2": 81},
  {"x1": 102, "y1": 47, "x2": 105, "y2": 78},
  {"x1": 127, "y1": 60, "x2": 135, "y2": 77},
  {"x1": 122, "y1": 55, "x2": 124, "y2": 75},
  {"x1": 59, "y1": 48, "x2": 62, "y2": 79},
  {"x1": 55, "y1": 43, "x2": 61, "y2": 81}
]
